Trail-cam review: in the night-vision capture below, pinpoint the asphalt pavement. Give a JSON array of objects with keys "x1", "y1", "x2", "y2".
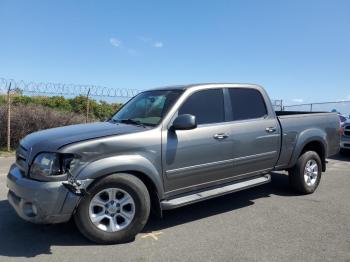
[{"x1": 0, "y1": 155, "x2": 349, "y2": 262}]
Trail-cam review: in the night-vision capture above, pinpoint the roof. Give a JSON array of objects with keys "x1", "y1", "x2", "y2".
[
  {"x1": 148, "y1": 85, "x2": 188, "y2": 91},
  {"x1": 148, "y1": 83, "x2": 261, "y2": 91}
]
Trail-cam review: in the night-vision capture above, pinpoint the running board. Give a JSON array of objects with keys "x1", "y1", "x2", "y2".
[{"x1": 161, "y1": 174, "x2": 271, "y2": 210}]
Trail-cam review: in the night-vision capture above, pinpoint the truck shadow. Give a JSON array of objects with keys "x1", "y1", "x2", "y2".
[
  {"x1": 143, "y1": 171, "x2": 295, "y2": 233},
  {"x1": 0, "y1": 171, "x2": 295, "y2": 258}
]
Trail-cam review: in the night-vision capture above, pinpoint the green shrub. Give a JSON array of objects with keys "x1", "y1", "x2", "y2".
[
  {"x1": 0, "y1": 94, "x2": 124, "y2": 148},
  {"x1": 0, "y1": 104, "x2": 86, "y2": 148},
  {"x1": 0, "y1": 94, "x2": 123, "y2": 120}
]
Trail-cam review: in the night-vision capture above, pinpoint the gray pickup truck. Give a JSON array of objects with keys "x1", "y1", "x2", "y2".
[{"x1": 7, "y1": 83, "x2": 340, "y2": 244}]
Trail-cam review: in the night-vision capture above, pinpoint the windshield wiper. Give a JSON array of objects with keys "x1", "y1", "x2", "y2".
[{"x1": 117, "y1": 119, "x2": 147, "y2": 128}]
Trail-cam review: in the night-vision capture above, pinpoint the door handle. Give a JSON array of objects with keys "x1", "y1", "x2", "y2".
[
  {"x1": 265, "y1": 127, "x2": 277, "y2": 133},
  {"x1": 213, "y1": 133, "x2": 229, "y2": 140}
]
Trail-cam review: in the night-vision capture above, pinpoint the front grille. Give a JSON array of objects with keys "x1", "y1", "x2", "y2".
[
  {"x1": 344, "y1": 125, "x2": 350, "y2": 137},
  {"x1": 16, "y1": 144, "x2": 28, "y2": 174}
]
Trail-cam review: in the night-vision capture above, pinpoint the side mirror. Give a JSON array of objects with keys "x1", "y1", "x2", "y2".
[{"x1": 172, "y1": 114, "x2": 197, "y2": 130}]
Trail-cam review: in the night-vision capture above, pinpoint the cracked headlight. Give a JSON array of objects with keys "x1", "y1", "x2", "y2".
[{"x1": 30, "y1": 153, "x2": 75, "y2": 181}]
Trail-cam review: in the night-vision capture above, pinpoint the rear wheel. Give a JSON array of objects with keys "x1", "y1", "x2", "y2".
[
  {"x1": 74, "y1": 173, "x2": 150, "y2": 244},
  {"x1": 289, "y1": 151, "x2": 322, "y2": 194}
]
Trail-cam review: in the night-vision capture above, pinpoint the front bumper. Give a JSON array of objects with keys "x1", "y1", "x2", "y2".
[
  {"x1": 340, "y1": 136, "x2": 350, "y2": 149},
  {"x1": 6, "y1": 164, "x2": 82, "y2": 224}
]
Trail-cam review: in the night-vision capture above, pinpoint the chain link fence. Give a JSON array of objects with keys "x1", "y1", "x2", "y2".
[
  {"x1": 283, "y1": 101, "x2": 350, "y2": 117},
  {"x1": 0, "y1": 77, "x2": 141, "y2": 151},
  {"x1": 271, "y1": 99, "x2": 283, "y2": 111}
]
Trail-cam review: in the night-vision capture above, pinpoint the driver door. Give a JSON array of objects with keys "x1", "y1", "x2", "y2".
[{"x1": 162, "y1": 88, "x2": 233, "y2": 195}]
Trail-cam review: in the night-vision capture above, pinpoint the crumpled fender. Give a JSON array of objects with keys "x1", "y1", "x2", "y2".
[{"x1": 76, "y1": 154, "x2": 164, "y2": 197}]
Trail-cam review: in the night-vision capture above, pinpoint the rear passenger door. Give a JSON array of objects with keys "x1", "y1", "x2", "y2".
[{"x1": 226, "y1": 88, "x2": 281, "y2": 177}]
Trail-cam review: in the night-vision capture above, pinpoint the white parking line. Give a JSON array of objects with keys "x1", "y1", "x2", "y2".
[{"x1": 140, "y1": 232, "x2": 163, "y2": 240}]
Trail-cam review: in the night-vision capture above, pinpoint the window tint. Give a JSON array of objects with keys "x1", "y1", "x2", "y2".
[
  {"x1": 228, "y1": 88, "x2": 267, "y2": 120},
  {"x1": 179, "y1": 89, "x2": 224, "y2": 124}
]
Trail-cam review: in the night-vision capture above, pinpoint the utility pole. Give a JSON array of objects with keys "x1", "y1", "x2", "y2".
[
  {"x1": 86, "y1": 88, "x2": 91, "y2": 123},
  {"x1": 7, "y1": 82, "x2": 12, "y2": 152}
]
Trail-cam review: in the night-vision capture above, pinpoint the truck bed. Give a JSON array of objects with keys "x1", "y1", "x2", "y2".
[{"x1": 274, "y1": 111, "x2": 340, "y2": 170}]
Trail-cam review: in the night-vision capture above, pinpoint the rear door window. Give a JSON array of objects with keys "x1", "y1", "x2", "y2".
[{"x1": 228, "y1": 88, "x2": 267, "y2": 120}]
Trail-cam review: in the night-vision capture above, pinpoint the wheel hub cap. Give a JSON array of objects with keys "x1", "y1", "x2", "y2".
[
  {"x1": 304, "y1": 159, "x2": 318, "y2": 186},
  {"x1": 89, "y1": 188, "x2": 135, "y2": 232},
  {"x1": 106, "y1": 203, "x2": 119, "y2": 214}
]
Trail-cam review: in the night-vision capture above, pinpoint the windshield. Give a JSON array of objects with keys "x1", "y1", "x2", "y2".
[{"x1": 111, "y1": 90, "x2": 183, "y2": 126}]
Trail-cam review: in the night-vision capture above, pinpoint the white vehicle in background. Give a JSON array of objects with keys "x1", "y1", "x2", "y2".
[{"x1": 340, "y1": 116, "x2": 350, "y2": 154}]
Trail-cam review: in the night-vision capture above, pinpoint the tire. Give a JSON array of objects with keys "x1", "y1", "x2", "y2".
[
  {"x1": 289, "y1": 151, "x2": 322, "y2": 194},
  {"x1": 74, "y1": 173, "x2": 150, "y2": 244}
]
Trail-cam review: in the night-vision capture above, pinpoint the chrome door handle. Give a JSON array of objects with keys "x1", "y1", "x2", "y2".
[
  {"x1": 265, "y1": 127, "x2": 277, "y2": 133},
  {"x1": 213, "y1": 133, "x2": 229, "y2": 140}
]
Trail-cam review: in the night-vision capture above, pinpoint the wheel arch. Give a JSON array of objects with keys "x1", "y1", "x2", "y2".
[
  {"x1": 76, "y1": 155, "x2": 164, "y2": 217},
  {"x1": 125, "y1": 171, "x2": 162, "y2": 218},
  {"x1": 291, "y1": 137, "x2": 327, "y2": 172},
  {"x1": 78, "y1": 155, "x2": 163, "y2": 192}
]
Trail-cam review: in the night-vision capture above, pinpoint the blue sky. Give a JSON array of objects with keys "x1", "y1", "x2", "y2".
[{"x1": 0, "y1": 0, "x2": 349, "y2": 104}]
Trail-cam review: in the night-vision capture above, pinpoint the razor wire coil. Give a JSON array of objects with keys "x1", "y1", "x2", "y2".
[{"x1": 0, "y1": 77, "x2": 141, "y2": 98}]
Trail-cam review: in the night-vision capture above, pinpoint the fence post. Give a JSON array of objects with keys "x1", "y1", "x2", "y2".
[
  {"x1": 310, "y1": 104, "x2": 313, "y2": 112},
  {"x1": 86, "y1": 88, "x2": 91, "y2": 123},
  {"x1": 7, "y1": 82, "x2": 12, "y2": 152}
]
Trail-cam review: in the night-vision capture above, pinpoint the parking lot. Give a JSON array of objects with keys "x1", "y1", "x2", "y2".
[{"x1": 0, "y1": 155, "x2": 349, "y2": 262}]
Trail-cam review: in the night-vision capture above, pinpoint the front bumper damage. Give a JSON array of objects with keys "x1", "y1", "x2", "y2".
[{"x1": 6, "y1": 164, "x2": 93, "y2": 224}]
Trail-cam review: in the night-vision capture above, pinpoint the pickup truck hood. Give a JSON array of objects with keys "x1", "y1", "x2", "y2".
[{"x1": 20, "y1": 122, "x2": 146, "y2": 157}]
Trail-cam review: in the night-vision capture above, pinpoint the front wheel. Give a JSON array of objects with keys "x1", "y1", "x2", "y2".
[
  {"x1": 289, "y1": 151, "x2": 322, "y2": 194},
  {"x1": 74, "y1": 173, "x2": 150, "y2": 244}
]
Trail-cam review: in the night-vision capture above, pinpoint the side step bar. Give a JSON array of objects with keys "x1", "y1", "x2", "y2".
[{"x1": 161, "y1": 174, "x2": 271, "y2": 210}]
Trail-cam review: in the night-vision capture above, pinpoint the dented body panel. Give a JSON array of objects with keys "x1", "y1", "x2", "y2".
[{"x1": 60, "y1": 127, "x2": 165, "y2": 196}]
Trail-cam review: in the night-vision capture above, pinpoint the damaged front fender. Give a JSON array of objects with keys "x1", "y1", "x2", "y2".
[{"x1": 75, "y1": 155, "x2": 164, "y2": 198}]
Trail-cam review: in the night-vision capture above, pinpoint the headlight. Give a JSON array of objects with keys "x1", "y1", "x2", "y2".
[{"x1": 30, "y1": 153, "x2": 75, "y2": 181}]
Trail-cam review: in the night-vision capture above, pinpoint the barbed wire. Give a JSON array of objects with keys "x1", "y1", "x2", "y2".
[{"x1": 0, "y1": 77, "x2": 141, "y2": 98}]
